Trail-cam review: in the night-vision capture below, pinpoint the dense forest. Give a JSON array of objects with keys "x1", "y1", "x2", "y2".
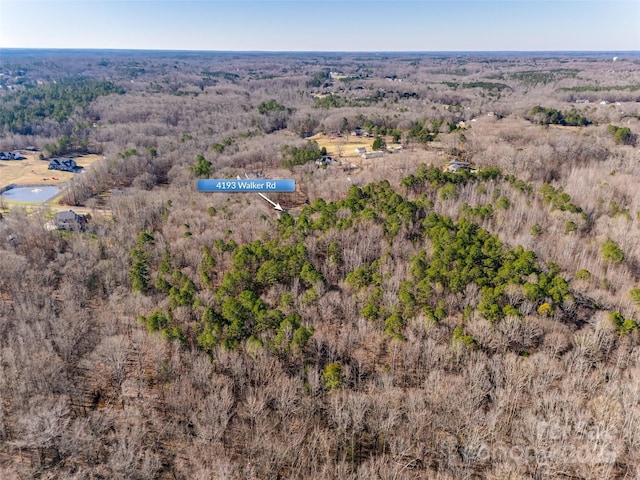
[{"x1": 1, "y1": 50, "x2": 640, "y2": 479}]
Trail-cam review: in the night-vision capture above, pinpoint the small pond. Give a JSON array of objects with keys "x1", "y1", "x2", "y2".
[{"x1": 1, "y1": 186, "x2": 60, "y2": 203}]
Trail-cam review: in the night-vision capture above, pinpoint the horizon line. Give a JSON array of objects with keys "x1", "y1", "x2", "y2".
[{"x1": 2, "y1": 47, "x2": 639, "y2": 54}]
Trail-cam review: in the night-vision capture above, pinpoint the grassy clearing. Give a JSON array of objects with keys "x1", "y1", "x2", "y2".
[
  {"x1": 310, "y1": 133, "x2": 400, "y2": 159},
  {"x1": 1, "y1": 199, "x2": 41, "y2": 206},
  {"x1": 0, "y1": 152, "x2": 103, "y2": 188}
]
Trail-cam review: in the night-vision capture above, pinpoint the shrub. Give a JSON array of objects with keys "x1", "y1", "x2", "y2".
[
  {"x1": 496, "y1": 196, "x2": 510, "y2": 210},
  {"x1": 608, "y1": 124, "x2": 636, "y2": 146},
  {"x1": 258, "y1": 99, "x2": 287, "y2": 114},
  {"x1": 322, "y1": 363, "x2": 344, "y2": 393},
  {"x1": 601, "y1": 239, "x2": 624, "y2": 265},
  {"x1": 629, "y1": 288, "x2": 640, "y2": 307},
  {"x1": 564, "y1": 221, "x2": 577, "y2": 233},
  {"x1": 609, "y1": 311, "x2": 639, "y2": 335},
  {"x1": 438, "y1": 183, "x2": 457, "y2": 201},
  {"x1": 372, "y1": 135, "x2": 386, "y2": 151},
  {"x1": 452, "y1": 326, "x2": 476, "y2": 349},
  {"x1": 575, "y1": 269, "x2": 591, "y2": 281},
  {"x1": 537, "y1": 302, "x2": 553, "y2": 317},
  {"x1": 191, "y1": 154, "x2": 211, "y2": 177},
  {"x1": 301, "y1": 288, "x2": 319, "y2": 305},
  {"x1": 530, "y1": 224, "x2": 543, "y2": 237},
  {"x1": 384, "y1": 313, "x2": 404, "y2": 340}
]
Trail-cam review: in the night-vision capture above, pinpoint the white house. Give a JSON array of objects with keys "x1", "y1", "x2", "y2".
[
  {"x1": 446, "y1": 160, "x2": 472, "y2": 172},
  {"x1": 363, "y1": 151, "x2": 384, "y2": 159}
]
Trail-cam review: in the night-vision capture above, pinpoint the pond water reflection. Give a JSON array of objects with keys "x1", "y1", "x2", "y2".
[{"x1": 1, "y1": 186, "x2": 60, "y2": 203}]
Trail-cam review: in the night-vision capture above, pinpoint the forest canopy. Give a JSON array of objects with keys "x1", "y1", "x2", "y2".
[{"x1": 0, "y1": 78, "x2": 124, "y2": 134}]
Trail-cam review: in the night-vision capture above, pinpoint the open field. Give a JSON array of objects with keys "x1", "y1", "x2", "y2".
[
  {"x1": 310, "y1": 133, "x2": 401, "y2": 159},
  {"x1": 0, "y1": 152, "x2": 102, "y2": 188}
]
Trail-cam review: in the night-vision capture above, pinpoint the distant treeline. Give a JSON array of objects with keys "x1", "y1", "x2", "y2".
[
  {"x1": 528, "y1": 105, "x2": 592, "y2": 127},
  {"x1": 561, "y1": 84, "x2": 640, "y2": 93}
]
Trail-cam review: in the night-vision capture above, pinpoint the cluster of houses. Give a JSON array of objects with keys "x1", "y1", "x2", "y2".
[
  {"x1": 328, "y1": 129, "x2": 375, "y2": 139},
  {"x1": 48, "y1": 158, "x2": 81, "y2": 172},
  {"x1": 1, "y1": 151, "x2": 84, "y2": 174},
  {"x1": 0, "y1": 151, "x2": 26, "y2": 161},
  {"x1": 316, "y1": 143, "x2": 406, "y2": 167},
  {"x1": 0, "y1": 146, "x2": 88, "y2": 231},
  {"x1": 355, "y1": 147, "x2": 386, "y2": 160}
]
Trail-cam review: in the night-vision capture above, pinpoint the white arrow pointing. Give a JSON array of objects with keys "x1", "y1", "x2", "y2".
[{"x1": 257, "y1": 192, "x2": 283, "y2": 211}]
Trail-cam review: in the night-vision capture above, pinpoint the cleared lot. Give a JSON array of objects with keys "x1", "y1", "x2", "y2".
[{"x1": 0, "y1": 152, "x2": 102, "y2": 188}]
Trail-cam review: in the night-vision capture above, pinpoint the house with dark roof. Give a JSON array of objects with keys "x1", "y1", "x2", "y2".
[
  {"x1": 48, "y1": 158, "x2": 80, "y2": 172},
  {"x1": 0, "y1": 151, "x2": 25, "y2": 160},
  {"x1": 446, "y1": 160, "x2": 472, "y2": 172},
  {"x1": 54, "y1": 210, "x2": 88, "y2": 231},
  {"x1": 315, "y1": 156, "x2": 338, "y2": 166}
]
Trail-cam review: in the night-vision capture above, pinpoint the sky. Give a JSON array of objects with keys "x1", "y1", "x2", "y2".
[{"x1": 0, "y1": 0, "x2": 639, "y2": 52}]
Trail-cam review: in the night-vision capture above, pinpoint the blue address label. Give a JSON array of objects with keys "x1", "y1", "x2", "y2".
[{"x1": 198, "y1": 179, "x2": 295, "y2": 193}]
